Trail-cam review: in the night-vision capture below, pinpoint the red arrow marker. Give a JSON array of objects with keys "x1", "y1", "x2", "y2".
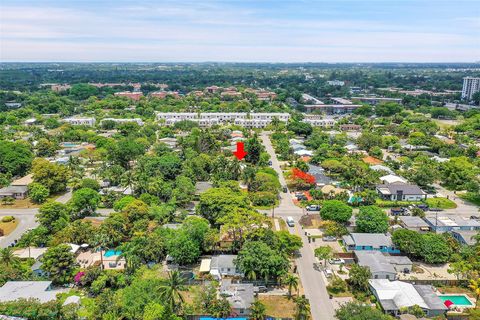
[{"x1": 233, "y1": 141, "x2": 248, "y2": 160}]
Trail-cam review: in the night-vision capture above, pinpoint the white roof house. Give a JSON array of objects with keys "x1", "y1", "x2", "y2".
[
  {"x1": 13, "y1": 247, "x2": 48, "y2": 260},
  {"x1": 369, "y1": 279, "x2": 447, "y2": 317},
  {"x1": 380, "y1": 174, "x2": 407, "y2": 184},
  {"x1": 0, "y1": 281, "x2": 63, "y2": 303}
]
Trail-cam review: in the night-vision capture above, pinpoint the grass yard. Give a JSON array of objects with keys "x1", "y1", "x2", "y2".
[
  {"x1": 0, "y1": 218, "x2": 19, "y2": 235},
  {"x1": 259, "y1": 295, "x2": 297, "y2": 318},
  {"x1": 426, "y1": 197, "x2": 457, "y2": 209}
]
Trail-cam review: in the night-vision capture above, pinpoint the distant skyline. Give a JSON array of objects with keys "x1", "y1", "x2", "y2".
[{"x1": 1, "y1": 0, "x2": 479, "y2": 62}]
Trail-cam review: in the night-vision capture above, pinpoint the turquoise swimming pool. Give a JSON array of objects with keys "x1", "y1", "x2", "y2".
[
  {"x1": 104, "y1": 250, "x2": 122, "y2": 257},
  {"x1": 439, "y1": 295, "x2": 473, "y2": 306}
]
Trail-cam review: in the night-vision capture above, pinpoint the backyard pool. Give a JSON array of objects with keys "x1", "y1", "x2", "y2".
[
  {"x1": 104, "y1": 250, "x2": 122, "y2": 258},
  {"x1": 439, "y1": 295, "x2": 473, "y2": 306}
]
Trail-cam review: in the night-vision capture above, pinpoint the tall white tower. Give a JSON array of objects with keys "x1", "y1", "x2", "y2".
[{"x1": 462, "y1": 77, "x2": 480, "y2": 100}]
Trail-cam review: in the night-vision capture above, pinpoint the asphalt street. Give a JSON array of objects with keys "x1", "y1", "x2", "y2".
[{"x1": 261, "y1": 132, "x2": 336, "y2": 320}]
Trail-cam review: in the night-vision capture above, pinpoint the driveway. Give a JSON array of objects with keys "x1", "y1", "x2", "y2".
[{"x1": 261, "y1": 132, "x2": 336, "y2": 320}]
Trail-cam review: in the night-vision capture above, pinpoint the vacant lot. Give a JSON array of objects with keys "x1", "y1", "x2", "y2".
[{"x1": 259, "y1": 295, "x2": 296, "y2": 318}]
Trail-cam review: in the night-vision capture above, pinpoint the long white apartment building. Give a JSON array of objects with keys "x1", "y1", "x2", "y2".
[
  {"x1": 156, "y1": 112, "x2": 290, "y2": 128},
  {"x1": 462, "y1": 77, "x2": 480, "y2": 100},
  {"x1": 302, "y1": 115, "x2": 336, "y2": 127},
  {"x1": 63, "y1": 117, "x2": 96, "y2": 126},
  {"x1": 101, "y1": 118, "x2": 144, "y2": 126}
]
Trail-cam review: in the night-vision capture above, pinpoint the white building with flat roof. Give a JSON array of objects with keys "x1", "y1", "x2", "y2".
[
  {"x1": 63, "y1": 117, "x2": 96, "y2": 126},
  {"x1": 101, "y1": 118, "x2": 144, "y2": 126},
  {"x1": 156, "y1": 112, "x2": 290, "y2": 128},
  {"x1": 462, "y1": 77, "x2": 480, "y2": 100}
]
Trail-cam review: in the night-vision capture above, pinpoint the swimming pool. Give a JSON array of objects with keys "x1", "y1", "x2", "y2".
[
  {"x1": 104, "y1": 250, "x2": 122, "y2": 257},
  {"x1": 439, "y1": 295, "x2": 473, "y2": 306}
]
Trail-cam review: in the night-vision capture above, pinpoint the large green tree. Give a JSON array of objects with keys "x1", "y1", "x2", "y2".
[
  {"x1": 355, "y1": 206, "x2": 389, "y2": 233},
  {"x1": 41, "y1": 244, "x2": 76, "y2": 284},
  {"x1": 320, "y1": 200, "x2": 353, "y2": 224}
]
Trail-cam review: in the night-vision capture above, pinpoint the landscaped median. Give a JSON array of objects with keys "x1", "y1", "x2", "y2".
[
  {"x1": 425, "y1": 197, "x2": 457, "y2": 209},
  {"x1": 0, "y1": 216, "x2": 18, "y2": 236}
]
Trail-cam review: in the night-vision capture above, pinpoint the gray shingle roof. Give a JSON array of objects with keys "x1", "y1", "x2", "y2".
[
  {"x1": 376, "y1": 182, "x2": 425, "y2": 195},
  {"x1": 344, "y1": 233, "x2": 393, "y2": 247},
  {"x1": 355, "y1": 251, "x2": 396, "y2": 274},
  {"x1": 399, "y1": 216, "x2": 429, "y2": 228}
]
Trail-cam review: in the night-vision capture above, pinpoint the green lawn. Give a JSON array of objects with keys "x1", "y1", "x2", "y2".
[
  {"x1": 460, "y1": 193, "x2": 480, "y2": 206},
  {"x1": 425, "y1": 197, "x2": 457, "y2": 209}
]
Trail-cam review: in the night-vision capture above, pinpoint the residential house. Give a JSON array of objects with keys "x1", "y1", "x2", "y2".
[
  {"x1": 219, "y1": 279, "x2": 256, "y2": 316},
  {"x1": 0, "y1": 281, "x2": 64, "y2": 303},
  {"x1": 451, "y1": 230, "x2": 478, "y2": 246},
  {"x1": 307, "y1": 164, "x2": 332, "y2": 186},
  {"x1": 369, "y1": 279, "x2": 448, "y2": 317},
  {"x1": 158, "y1": 137, "x2": 178, "y2": 149},
  {"x1": 0, "y1": 174, "x2": 33, "y2": 200},
  {"x1": 380, "y1": 174, "x2": 407, "y2": 184},
  {"x1": 370, "y1": 165, "x2": 394, "y2": 174},
  {"x1": 342, "y1": 233, "x2": 400, "y2": 253},
  {"x1": 398, "y1": 216, "x2": 430, "y2": 233},
  {"x1": 210, "y1": 255, "x2": 243, "y2": 279},
  {"x1": 355, "y1": 251, "x2": 412, "y2": 280},
  {"x1": 339, "y1": 124, "x2": 361, "y2": 131},
  {"x1": 425, "y1": 216, "x2": 480, "y2": 233},
  {"x1": 376, "y1": 182, "x2": 427, "y2": 201}
]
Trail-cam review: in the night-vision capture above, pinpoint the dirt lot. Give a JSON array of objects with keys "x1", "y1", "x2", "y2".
[
  {"x1": 0, "y1": 198, "x2": 40, "y2": 209},
  {"x1": 259, "y1": 295, "x2": 297, "y2": 318},
  {"x1": 299, "y1": 214, "x2": 322, "y2": 228}
]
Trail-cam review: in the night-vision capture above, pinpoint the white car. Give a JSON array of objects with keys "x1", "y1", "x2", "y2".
[
  {"x1": 328, "y1": 258, "x2": 345, "y2": 265},
  {"x1": 323, "y1": 269, "x2": 333, "y2": 278},
  {"x1": 286, "y1": 216, "x2": 295, "y2": 227}
]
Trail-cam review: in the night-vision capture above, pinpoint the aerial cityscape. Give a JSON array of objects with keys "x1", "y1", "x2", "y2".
[{"x1": 0, "y1": 1, "x2": 479, "y2": 320}]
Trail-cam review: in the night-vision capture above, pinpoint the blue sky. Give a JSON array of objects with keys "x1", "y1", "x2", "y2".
[{"x1": 0, "y1": 0, "x2": 479, "y2": 62}]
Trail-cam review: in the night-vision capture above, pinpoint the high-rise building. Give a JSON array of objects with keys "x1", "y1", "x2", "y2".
[{"x1": 461, "y1": 77, "x2": 480, "y2": 100}]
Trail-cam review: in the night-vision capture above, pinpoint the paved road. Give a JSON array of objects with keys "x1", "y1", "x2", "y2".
[
  {"x1": 0, "y1": 189, "x2": 73, "y2": 248},
  {"x1": 0, "y1": 210, "x2": 38, "y2": 248},
  {"x1": 432, "y1": 184, "x2": 479, "y2": 217},
  {"x1": 261, "y1": 132, "x2": 335, "y2": 320}
]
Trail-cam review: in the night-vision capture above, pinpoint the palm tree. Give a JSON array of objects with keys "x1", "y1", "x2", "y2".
[
  {"x1": 22, "y1": 231, "x2": 38, "y2": 258},
  {"x1": 294, "y1": 295, "x2": 311, "y2": 320},
  {"x1": 159, "y1": 271, "x2": 187, "y2": 312},
  {"x1": 250, "y1": 299, "x2": 267, "y2": 320},
  {"x1": 282, "y1": 274, "x2": 299, "y2": 298},
  {"x1": 469, "y1": 278, "x2": 480, "y2": 307},
  {"x1": 0, "y1": 247, "x2": 20, "y2": 267}
]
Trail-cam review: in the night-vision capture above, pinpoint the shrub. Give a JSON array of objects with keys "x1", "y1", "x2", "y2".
[
  {"x1": 1, "y1": 216, "x2": 15, "y2": 223},
  {"x1": 327, "y1": 276, "x2": 348, "y2": 294}
]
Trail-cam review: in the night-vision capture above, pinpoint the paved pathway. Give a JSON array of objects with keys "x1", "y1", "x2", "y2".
[{"x1": 260, "y1": 132, "x2": 335, "y2": 320}]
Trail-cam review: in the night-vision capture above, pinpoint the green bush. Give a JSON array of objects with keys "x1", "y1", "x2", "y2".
[
  {"x1": 1, "y1": 216, "x2": 15, "y2": 223},
  {"x1": 375, "y1": 199, "x2": 422, "y2": 208}
]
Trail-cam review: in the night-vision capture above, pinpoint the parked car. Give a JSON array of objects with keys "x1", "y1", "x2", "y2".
[
  {"x1": 282, "y1": 186, "x2": 288, "y2": 193},
  {"x1": 416, "y1": 204, "x2": 429, "y2": 211},
  {"x1": 268, "y1": 160, "x2": 273, "y2": 166},
  {"x1": 470, "y1": 215, "x2": 479, "y2": 220},
  {"x1": 322, "y1": 236, "x2": 336, "y2": 242},
  {"x1": 256, "y1": 286, "x2": 268, "y2": 293},
  {"x1": 306, "y1": 204, "x2": 320, "y2": 211},
  {"x1": 297, "y1": 195, "x2": 308, "y2": 201},
  {"x1": 323, "y1": 269, "x2": 333, "y2": 278},
  {"x1": 390, "y1": 207, "x2": 408, "y2": 216},
  {"x1": 328, "y1": 258, "x2": 345, "y2": 265},
  {"x1": 286, "y1": 216, "x2": 295, "y2": 227}
]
